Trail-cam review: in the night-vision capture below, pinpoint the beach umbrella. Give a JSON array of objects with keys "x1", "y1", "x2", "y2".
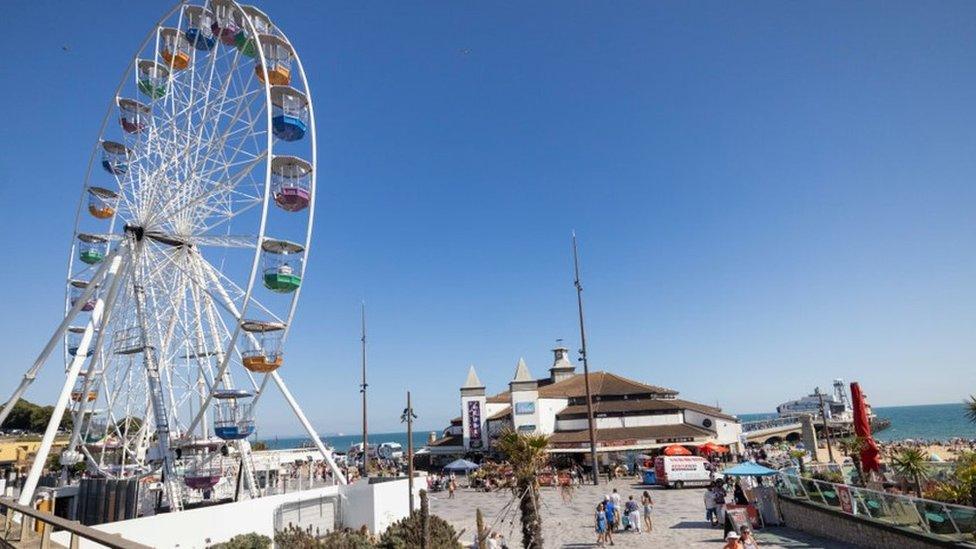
[
  {"x1": 721, "y1": 461, "x2": 778, "y2": 477},
  {"x1": 699, "y1": 442, "x2": 729, "y2": 455},
  {"x1": 663, "y1": 444, "x2": 692, "y2": 456},
  {"x1": 851, "y1": 382, "x2": 881, "y2": 474},
  {"x1": 443, "y1": 458, "x2": 480, "y2": 472}
]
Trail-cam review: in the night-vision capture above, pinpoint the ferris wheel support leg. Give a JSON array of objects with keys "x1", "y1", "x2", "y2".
[
  {"x1": 65, "y1": 249, "x2": 131, "y2": 458},
  {"x1": 270, "y1": 371, "x2": 347, "y2": 485},
  {"x1": 17, "y1": 252, "x2": 126, "y2": 506},
  {"x1": 130, "y1": 263, "x2": 182, "y2": 512},
  {"x1": 0, "y1": 248, "x2": 119, "y2": 428}
]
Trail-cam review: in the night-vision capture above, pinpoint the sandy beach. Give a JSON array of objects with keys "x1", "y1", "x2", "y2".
[{"x1": 429, "y1": 480, "x2": 853, "y2": 548}]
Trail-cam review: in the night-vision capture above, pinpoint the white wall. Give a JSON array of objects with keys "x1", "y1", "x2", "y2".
[
  {"x1": 510, "y1": 389, "x2": 539, "y2": 433},
  {"x1": 53, "y1": 478, "x2": 420, "y2": 548},
  {"x1": 555, "y1": 412, "x2": 682, "y2": 431},
  {"x1": 683, "y1": 410, "x2": 742, "y2": 447},
  {"x1": 484, "y1": 402, "x2": 508, "y2": 418},
  {"x1": 536, "y1": 398, "x2": 567, "y2": 435}
]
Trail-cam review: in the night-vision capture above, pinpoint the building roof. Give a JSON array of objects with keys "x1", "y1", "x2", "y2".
[
  {"x1": 450, "y1": 416, "x2": 462, "y2": 425},
  {"x1": 486, "y1": 371, "x2": 677, "y2": 403},
  {"x1": 549, "y1": 423, "x2": 712, "y2": 445},
  {"x1": 429, "y1": 434, "x2": 463, "y2": 447},
  {"x1": 487, "y1": 407, "x2": 512, "y2": 421},
  {"x1": 556, "y1": 398, "x2": 737, "y2": 422},
  {"x1": 462, "y1": 365, "x2": 484, "y2": 389},
  {"x1": 512, "y1": 358, "x2": 533, "y2": 382}
]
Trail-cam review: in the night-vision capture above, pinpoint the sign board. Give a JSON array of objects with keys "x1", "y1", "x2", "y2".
[
  {"x1": 467, "y1": 401, "x2": 483, "y2": 449},
  {"x1": 725, "y1": 504, "x2": 760, "y2": 529},
  {"x1": 517, "y1": 424, "x2": 536, "y2": 433},
  {"x1": 514, "y1": 401, "x2": 535, "y2": 415},
  {"x1": 724, "y1": 506, "x2": 751, "y2": 537},
  {"x1": 836, "y1": 484, "x2": 854, "y2": 515}
]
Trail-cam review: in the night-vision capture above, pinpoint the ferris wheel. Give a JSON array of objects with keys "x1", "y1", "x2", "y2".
[{"x1": 0, "y1": 0, "x2": 345, "y2": 510}]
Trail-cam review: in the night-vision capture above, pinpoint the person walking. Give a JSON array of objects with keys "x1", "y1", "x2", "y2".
[
  {"x1": 610, "y1": 488, "x2": 622, "y2": 529},
  {"x1": 723, "y1": 531, "x2": 743, "y2": 549},
  {"x1": 448, "y1": 477, "x2": 456, "y2": 499},
  {"x1": 641, "y1": 490, "x2": 654, "y2": 532},
  {"x1": 625, "y1": 495, "x2": 641, "y2": 533},
  {"x1": 595, "y1": 502, "x2": 609, "y2": 547},
  {"x1": 704, "y1": 486, "x2": 717, "y2": 526},
  {"x1": 740, "y1": 527, "x2": 760, "y2": 549},
  {"x1": 603, "y1": 497, "x2": 617, "y2": 544}
]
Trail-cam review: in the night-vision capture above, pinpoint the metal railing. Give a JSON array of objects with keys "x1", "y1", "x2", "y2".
[
  {"x1": 776, "y1": 472, "x2": 976, "y2": 542},
  {"x1": 0, "y1": 497, "x2": 150, "y2": 549},
  {"x1": 742, "y1": 417, "x2": 802, "y2": 433}
]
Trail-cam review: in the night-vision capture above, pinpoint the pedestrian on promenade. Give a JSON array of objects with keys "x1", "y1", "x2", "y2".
[
  {"x1": 734, "y1": 481, "x2": 748, "y2": 505},
  {"x1": 641, "y1": 490, "x2": 654, "y2": 532},
  {"x1": 723, "y1": 531, "x2": 743, "y2": 549},
  {"x1": 603, "y1": 496, "x2": 617, "y2": 538},
  {"x1": 595, "y1": 502, "x2": 609, "y2": 546},
  {"x1": 625, "y1": 495, "x2": 641, "y2": 533},
  {"x1": 704, "y1": 487, "x2": 717, "y2": 526},
  {"x1": 448, "y1": 477, "x2": 456, "y2": 499},
  {"x1": 740, "y1": 527, "x2": 760, "y2": 549}
]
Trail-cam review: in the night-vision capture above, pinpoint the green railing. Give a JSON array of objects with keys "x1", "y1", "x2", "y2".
[{"x1": 777, "y1": 472, "x2": 976, "y2": 542}]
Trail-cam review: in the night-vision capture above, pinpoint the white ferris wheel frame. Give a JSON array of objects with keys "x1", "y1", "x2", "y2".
[{"x1": 0, "y1": 0, "x2": 345, "y2": 511}]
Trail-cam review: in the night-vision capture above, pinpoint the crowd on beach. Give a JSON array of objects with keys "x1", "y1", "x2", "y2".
[{"x1": 877, "y1": 437, "x2": 976, "y2": 459}]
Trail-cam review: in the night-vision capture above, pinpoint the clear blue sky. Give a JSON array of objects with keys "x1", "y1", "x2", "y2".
[{"x1": 1, "y1": 1, "x2": 974, "y2": 436}]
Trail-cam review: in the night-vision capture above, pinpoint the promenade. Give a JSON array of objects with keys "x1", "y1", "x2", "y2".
[{"x1": 429, "y1": 480, "x2": 853, "y2": 548}]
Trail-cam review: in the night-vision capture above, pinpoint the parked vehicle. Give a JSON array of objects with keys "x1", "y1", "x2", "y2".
[{"x1": 654, "y1": 455, "x2": 712, "y2": 488}]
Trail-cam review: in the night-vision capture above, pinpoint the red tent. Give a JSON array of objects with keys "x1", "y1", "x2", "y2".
[
  {"x1": 851, "y1": 382, "x2": 881, "y2": 474},
  {"x1": 663, "y1": 444, "x2": 692, "y2": 456}
]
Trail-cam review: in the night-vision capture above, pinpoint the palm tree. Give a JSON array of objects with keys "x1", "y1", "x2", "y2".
[
  {"x1": 788, "y1": 449, "x2": 807, "y2": 475},
  {"x1": 494, "y1": 428, "x2": 550, "y2": 549},
  {"x1": 965, "y1": 396, "x2": 976, "y2": 425},
  {"x1": 890, "y1": 448, "x2": 932, "y2": 498},
  {"x1": 837, "y1": 436, "x2": 865, "y2": 484}
]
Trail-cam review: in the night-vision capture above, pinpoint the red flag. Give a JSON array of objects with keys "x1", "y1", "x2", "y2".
[{"x1": 850, "y1": 382, "x2": 881, "y2": 473}]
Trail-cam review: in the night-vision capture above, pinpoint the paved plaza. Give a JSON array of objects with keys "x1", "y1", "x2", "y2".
[{"x1": 429, "y1": 480, "x2": 853, "y2": 548}]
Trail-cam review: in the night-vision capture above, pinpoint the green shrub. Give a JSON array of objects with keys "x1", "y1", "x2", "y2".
[
  {"x1": 208, "y1": 532, "x2": 271, "y2": 549},
  {"x1": 378, "y1": 511, "x2": 461, "y2": 549},
  {"x1": 272, "y1": 524, "x2": 374, "y2": 548}
]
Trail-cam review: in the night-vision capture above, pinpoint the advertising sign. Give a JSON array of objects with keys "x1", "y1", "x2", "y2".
[
  {"x1": 467, "y1": 401, "x2": 483, "y2": 449},
  {"x1": 837, "y1": 484, "x2": 854, "y2": 514},
  {"x1": 514, "y1": 401, "x2": 535, "y2": 415}
]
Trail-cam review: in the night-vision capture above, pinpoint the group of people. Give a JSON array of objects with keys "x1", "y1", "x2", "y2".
[
  {"x1": 703, "y1": 477, "x2": 749, "y2": 527},
  {"x1": 594, "y1": 488, "x2": 653, "y2": 546},
  {"x1": 723, "y1": 527, "x2": 760, "y2": 549}
]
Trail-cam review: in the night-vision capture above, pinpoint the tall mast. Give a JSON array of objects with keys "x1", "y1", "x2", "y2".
[
  {"x1": 360, "y1": 301, "x2": 368, "y2": 475},
  {"x1": 572, "y1": 232, "x2": 600, "y2": 485}
]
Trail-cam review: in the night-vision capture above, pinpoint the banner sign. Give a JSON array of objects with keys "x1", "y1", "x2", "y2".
[
  {"x1": 467, "y1": 401, "x2": 483, "y2": 449},
  {"x1": 514, "y1": 401, "x2": 535, "y2": 415}
]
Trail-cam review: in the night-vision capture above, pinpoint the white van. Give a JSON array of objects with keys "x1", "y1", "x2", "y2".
[{"x1": 654, "y1": 456, "x2": 712, "y2": 488}]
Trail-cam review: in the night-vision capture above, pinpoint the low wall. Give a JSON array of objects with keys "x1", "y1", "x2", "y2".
[
  {"x1": 50, "y1": 478, "x2": 420, "y2": 548},
  {"x1": 778, "y1": 495, "x2": 961, "y2": 549}
]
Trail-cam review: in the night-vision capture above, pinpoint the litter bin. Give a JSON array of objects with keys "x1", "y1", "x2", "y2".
[{"x1": 642, "y1": 470, "x2": 656, "y2": 485}]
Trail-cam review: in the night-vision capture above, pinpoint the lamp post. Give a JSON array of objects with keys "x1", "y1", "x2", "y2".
[
  {"x1": 572, "y1": 232, "x2": 600, "y2": 485},
  {"x1": 401, "y1": 391, "x2": 418, "y2": 511}
]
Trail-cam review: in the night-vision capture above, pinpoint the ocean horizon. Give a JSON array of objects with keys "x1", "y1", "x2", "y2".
[{"x1": 260, "y1": 402, "x2": 974, "y2": 450}]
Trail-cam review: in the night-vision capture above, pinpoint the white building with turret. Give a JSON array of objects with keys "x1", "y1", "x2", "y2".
[{"x1": 428, "y1": 347, "x2": 743, "y2": 466}]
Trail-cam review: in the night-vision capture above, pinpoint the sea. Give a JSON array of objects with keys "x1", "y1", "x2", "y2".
[
  {"x1": 261, "y1": 431, "x2": 432, "y2": 452},
  {"x1": 260, "y1": 403, "x2": 973, "y2": 451},
  {"x1": 739, "y1": 402, "x2": 973, "y2": 442}
]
